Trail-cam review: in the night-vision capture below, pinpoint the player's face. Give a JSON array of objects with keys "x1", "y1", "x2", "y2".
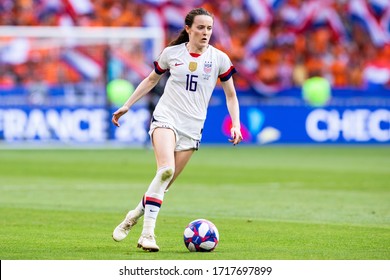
[{"x1": 186, "y1": 15, "x2": 213, "y2": 49}]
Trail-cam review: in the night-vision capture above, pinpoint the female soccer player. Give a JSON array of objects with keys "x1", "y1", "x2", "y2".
[{"x1": 111, "y1": 7, "x2": 243, "y2": 252}]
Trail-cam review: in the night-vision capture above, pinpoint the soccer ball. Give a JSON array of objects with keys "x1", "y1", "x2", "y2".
[{"x1": 183, "y1": 219, "x2": 219, "y2": 252}]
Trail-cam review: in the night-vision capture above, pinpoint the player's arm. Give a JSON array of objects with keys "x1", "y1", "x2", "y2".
[
  {"x1": 221, "y1": 77, "x2": 243, "y2": 145},
  {"x1": 112, "y1": 70, "x2": 162, "y2": 127}
]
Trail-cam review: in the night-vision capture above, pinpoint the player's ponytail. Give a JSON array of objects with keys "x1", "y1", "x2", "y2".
[
  {"x1": 168, "y1": 29, "x2": 189, "y2": 46},
  {"x1": 168, "y1": 7, "x2": 213, "y2": 47}
]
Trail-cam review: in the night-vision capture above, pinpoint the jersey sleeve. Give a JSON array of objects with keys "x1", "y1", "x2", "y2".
[
  {"x1": 218, "y1": 52, "x2": 237, "y2": 82},
  {"x1": 153, "y1": 47, "x2": 170, "y2": 75}
]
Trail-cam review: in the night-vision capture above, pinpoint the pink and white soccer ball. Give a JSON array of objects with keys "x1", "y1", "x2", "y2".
[{"x1": 183, "y1": 219, "x2": 219, "y2": 252}]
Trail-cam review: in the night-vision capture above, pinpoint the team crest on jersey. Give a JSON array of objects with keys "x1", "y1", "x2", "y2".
[
  {"x1": 189, "y1": 62, "x2": 197, "y2": 72},
  {"x1": 204, "y1": 61, "x2": 212, "y2": 74}
]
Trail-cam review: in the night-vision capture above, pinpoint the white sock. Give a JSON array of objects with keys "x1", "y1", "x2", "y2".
[
  {"x1": 142, "y1": 166, "x2": 174, "y2": 235},
  {"x1": 133, "y1": 199, "x2": 145, "y2": 219}
]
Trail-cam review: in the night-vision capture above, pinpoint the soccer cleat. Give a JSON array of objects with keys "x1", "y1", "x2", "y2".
[
  {"x1": 112, "y1": 210, "x2": 138, "y2": 242},
  {"x1": 137, "y1": 234, "x2": 160, "y2": 252}
]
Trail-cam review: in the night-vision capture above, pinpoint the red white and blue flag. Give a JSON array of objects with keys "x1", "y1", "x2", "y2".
[
  {"x1": 63, "y1": 0, "x2": 94, "y2": 22},
  {"x1": 279, "y1": 0, "x2": 346, "y2": 41},
  {"x1": 348, "y1": 0, "x2": 390, "y2": 46},
  {"x1": 245, "y1": 25, "x2": 270, "y2": 55},
  {"x1": 244, "y1": 0, "x2": 273, "y2": 24},
  {"x1": 61, "y1": 49, "x2": 102, "y2": 80}
]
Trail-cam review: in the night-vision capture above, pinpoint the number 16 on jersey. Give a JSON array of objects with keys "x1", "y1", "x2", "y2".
[{"x1": 186, "y1": 74, "x2": 198, "y2": 92}]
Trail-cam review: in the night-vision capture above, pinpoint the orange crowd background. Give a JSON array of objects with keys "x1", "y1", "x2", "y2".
[{"x1": 1, "y1": 0, "x2": 390, "y2": 94}]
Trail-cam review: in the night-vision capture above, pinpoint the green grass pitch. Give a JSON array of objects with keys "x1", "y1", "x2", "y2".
[{"x1": 0, "y1": 146, "x2": 389, "y2": 260}]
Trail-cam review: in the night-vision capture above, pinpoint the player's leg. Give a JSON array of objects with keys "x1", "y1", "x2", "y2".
[
  {"x1": 137, "y1": 127, "x2": 176, "y2": 251},
  {"x1": 113, "y1": 195, "x2": 149, "y2": 242},
  {"x1": 112, "y1": 127, "x2": 175, "y2": 245},
  {"x1": 165, "y1": 134, "x2": 198, "y2": 191},
  {"x1": 165, "y1": 149, "x2": 194, "y2": 191}
]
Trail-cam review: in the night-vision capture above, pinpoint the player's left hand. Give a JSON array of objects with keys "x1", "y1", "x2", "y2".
[{"x1": 229, "y1": 127, "x2": 243, "y2": 145}]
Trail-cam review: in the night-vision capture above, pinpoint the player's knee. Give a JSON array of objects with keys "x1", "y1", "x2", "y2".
[{"x1": 158, "y1": 166, "x2": 175, "y2": 182}]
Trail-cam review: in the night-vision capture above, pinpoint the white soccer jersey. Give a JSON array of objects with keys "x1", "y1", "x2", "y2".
[{"x1": 153, "y1": 43, "x2": 236, "y2": 140}]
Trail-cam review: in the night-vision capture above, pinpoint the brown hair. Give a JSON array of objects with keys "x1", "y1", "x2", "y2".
[{"x1": 168, "y1": 7, "x2": 213, "y2": 46}]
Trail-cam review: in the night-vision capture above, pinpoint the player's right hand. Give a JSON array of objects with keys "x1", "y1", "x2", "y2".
[
  {"x1": 112, "y1": 106, "x2": 129, "y2": 127},
  {"x1": 229, "y1": 126, "x2": 243, "y2": 145}
]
